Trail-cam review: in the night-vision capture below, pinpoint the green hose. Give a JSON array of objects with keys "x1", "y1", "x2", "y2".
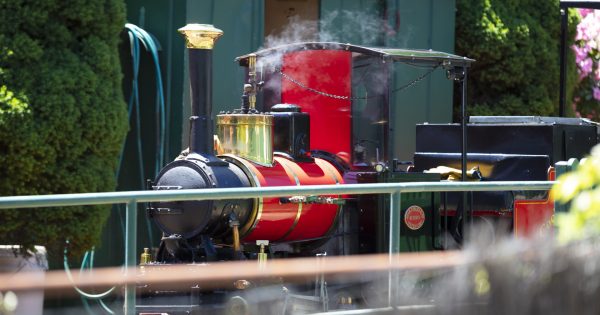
[
  {"x1": 119, "y1": 23, "x2": 172, "y2": 248},
  {"x1": 63, "y1": 246, "x2": 116, "y2": 300}
]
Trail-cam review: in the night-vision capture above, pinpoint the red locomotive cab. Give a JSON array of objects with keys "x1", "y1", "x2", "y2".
[
  {"x1": 223, "y1": 154, "x2": 344, "y2": 243},
  {"x1": 238, "y1": 43, "x2": 395, "y2": 172}
]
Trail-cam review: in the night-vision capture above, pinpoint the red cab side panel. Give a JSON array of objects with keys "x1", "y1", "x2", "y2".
[{"x1": 281, "y1": 50, "x2": 352, "y2": 164}]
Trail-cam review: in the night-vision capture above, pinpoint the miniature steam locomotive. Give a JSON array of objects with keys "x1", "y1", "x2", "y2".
[{"x1": 137, "y1": 24, "x2": 599, "y2": 314}]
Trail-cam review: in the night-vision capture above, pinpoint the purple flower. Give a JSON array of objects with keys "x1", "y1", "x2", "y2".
[
  {"x1": 593, "y1": 87, "x2": 600, "y2": 101},
  {"x1": 576, "y1": 26, "x2": 587, "y2": 42},
  {"x1": 578, "y1": 57, "x2": 594, "y2": 79},
  {"x1": 573, "y1": 9, "x2": 600, "y2": 121},
  {"x1": 577, "y1": 10, "x2": 600, "y2": 42},
  {"x1": 573, "y1": 45, "x2": 590, "y2": 64},
  {"x1": 580, "y1": 9, "x2": 594, "y2": 18}
]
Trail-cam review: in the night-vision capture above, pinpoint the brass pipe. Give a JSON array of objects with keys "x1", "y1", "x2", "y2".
[
  {"x1": 232, "y1": 224, "x2": 240, "y2": 252},
  {"x1": 257, "y1": 240, "x2": 268, "y2": 269},
  {"x1": 248, "y1": 54, "x2": 257, "y2": 110}
]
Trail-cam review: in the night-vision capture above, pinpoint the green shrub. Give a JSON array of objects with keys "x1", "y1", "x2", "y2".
[
  {"x1": 552, "y1": 145, "x2": 600, "y2": 243},
  {"x1": 0, "y1": 0, "x2": 127, "y2": 260},
  {"x1": 455, "y1": 0, "x2": 579, "y2": 117}
]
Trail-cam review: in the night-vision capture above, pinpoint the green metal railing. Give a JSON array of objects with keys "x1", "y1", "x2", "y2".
[{"x1": 0, "y1": 181, "x2": 555, "y2": 314}]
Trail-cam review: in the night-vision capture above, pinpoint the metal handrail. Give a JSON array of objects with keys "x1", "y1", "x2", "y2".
[
  {"x1": 0, "y1": 181, "x2": 554, "y2": 208},
  {"x1": 0, "y1": 180, "x2": 555, "y2": 314}
]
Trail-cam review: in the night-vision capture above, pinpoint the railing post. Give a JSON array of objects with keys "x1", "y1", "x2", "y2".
[
  {"x1": 389, "y1": 190, "x2": 402, "y2": 254},
  {"x1": 388, "y1": 190, "x2": 401, "y2": 307},
  {"x1": 124, "y1": 199, "x2": 137, "y2": 315}
]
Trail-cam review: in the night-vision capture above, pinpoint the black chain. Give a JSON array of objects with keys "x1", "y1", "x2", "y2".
[
  {"x1": 279, "y1": 68, "x2": 355, "y2": 100},
  {"x1": 391, "y1": 63, "x2": 441, "y2": 93},
  {"x1": 278, "y1": 63, "x2": 441, "y2": 101}
]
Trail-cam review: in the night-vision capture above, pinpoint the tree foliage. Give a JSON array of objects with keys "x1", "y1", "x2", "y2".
[
  {"x1": 455, "y1": 0, "x2": 579, "y2": 117},
  {"x1": 0, "y1": 0, "x2": 127, "y2": 259}
]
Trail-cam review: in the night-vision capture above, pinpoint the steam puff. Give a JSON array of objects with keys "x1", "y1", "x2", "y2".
[
  {"x1": 263, "y1": 10, "x2": 384, "y2": 49},
  {"x1": 264, "y1": 15, "x2": 319, "y2": 48},
  {"x1": 258, "y1": 10, "x2": 386, "y2": 76}
]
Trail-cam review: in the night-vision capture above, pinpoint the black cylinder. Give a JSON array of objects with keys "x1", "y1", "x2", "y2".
[{"x1": 188, "y1": 49, "x2": 213, "y2": 155}]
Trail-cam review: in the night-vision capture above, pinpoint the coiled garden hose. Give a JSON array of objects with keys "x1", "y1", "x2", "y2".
[
  {"x1": 119, "y1": 23, "x2": 171, "y2": 247},
  {"x1": 64, "y1": 245, "x2": 115, "y2": 314}
]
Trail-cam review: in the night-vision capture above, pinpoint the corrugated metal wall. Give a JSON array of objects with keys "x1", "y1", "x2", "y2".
[{"x1": 385, "y1": 0, "x2": 456, "y2": 161}]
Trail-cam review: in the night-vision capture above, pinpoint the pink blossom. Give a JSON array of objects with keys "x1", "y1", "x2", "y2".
[
  {"x1": 573, "y1": 9, "x2": 600, "y2": 121},
  {"x1": 580, "y1": 9, "x2": 594, "y2": 18},
  {"x1": 576, "y1": 26, "x2": 586, "y2": 41},
  {"x1": 577, "y1": 11, "x2": 600, "y2": 42},
  {"x1": 578, "y1": 57, "x2": 594, "y2": 79},
  {"x1": 573, "y1": 44, "x2": 590, "y2": 64},
  {"x1": 593, "y1": 87, "x2": 600, "y2": 101}
]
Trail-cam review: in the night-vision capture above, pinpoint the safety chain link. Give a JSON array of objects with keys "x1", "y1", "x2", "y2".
[
  {"x1": 278, "y1": 68, "x2": 354, "y2": 100},
  {"x1": 391, "y1": 63, "x2": 441, "y2": 94},
  {"x1": 277, "y1": 63, "x2": 441, "y2": 101}
]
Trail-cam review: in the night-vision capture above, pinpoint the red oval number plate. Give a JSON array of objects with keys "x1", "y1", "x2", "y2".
[{"x1": 404, "y1": 205, "x2": 425, "y2": 230}]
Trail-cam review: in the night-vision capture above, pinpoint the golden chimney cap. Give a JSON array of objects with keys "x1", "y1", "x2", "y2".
[{"x1": 178, "y1": 24, "x2": 223, "y2": 49}]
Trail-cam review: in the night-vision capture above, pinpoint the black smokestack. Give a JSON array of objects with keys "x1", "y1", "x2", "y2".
[
  {"x1": 188, "y1": 49, "x2": 213, "y2": 154},
  {"x1": 178, "y1": 24, "x2": 223, "y2": 155}
]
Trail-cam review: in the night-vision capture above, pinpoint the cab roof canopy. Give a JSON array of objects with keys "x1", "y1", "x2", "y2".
[{"x1": 236, "y1": 42, "x2": 475, "y2": 68}]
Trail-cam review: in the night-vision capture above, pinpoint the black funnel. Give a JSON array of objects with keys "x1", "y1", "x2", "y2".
[{"x1": 178, "y1": 24, "x2": 223, "y2": 156}]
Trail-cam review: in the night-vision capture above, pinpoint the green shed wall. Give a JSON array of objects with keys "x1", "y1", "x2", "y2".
[{"x1": 385, "y1": 0, "x2": 456, "y2": 161}]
